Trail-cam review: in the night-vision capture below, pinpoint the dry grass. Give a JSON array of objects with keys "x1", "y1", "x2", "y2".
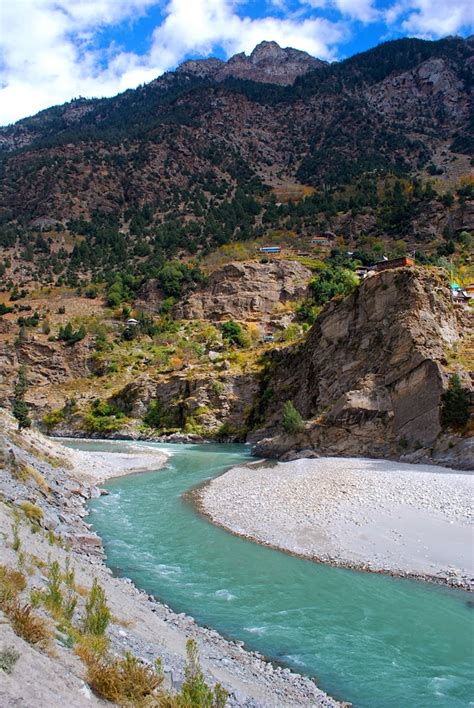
[
  {"x1": 20, "y1": 501, "x2": 44, "y2": 524},
  {"x1": 0, "y1": 564, "x2": 27, "y2": 605},
  {"x1": 81, "y1": 649, "x2": 163, "y2": 705},
  {"x1": 5, "y1": 602, "x2": 50, "y2": 647}
]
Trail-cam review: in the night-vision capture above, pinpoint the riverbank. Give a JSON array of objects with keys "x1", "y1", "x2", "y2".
[
  {"x1": 196, "y1": 456, "x2": 474, "y2": 590},
  {"x1": 59, "y1": 439, "x2": 170, "y2": 484},
  {"x1": 0, "y1": 414, "x2": 340, "y2": 708}
]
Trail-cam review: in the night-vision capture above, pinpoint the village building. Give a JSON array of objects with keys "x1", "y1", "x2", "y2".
[
  {"x1": 372, "y1": 256, "x2": 415, "y2": 272},
  {"x1": 258, "y1": 246, "x2": 281, "y2": 254}
]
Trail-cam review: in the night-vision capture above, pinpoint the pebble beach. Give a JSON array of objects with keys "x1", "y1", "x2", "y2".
[{"x1": 198, "y1": 456, "x2": 474, "y2": 588}]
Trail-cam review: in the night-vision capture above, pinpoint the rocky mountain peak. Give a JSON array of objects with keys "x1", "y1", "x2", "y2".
[{"x1": 177, "y1": 39, "x2": 325, "y2": 85}]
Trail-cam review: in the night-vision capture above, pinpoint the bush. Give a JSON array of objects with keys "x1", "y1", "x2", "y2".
[
  {"x1": 82, "y1": 651, "x2": 163, "y2": 704},
  {"x1": 0, "y1": 564, "x2": 26, "y2": 606},
  {"x1": 58, "y1": 321, "x2": 86, "y2": 344},
  {"x1": 12, "y1": 400, "x2": 31, "y2": 430},
  {"x1": 143, "y1": 400, "x2": 164, "y2": 429},
  {"x1": 83, "y1": 579, "x2": 110, "y2": 636},
  {"x1": 0, "y1": 303, "x2": 13, "y2": 316},
  {"x1": 6, "y1": 602, "x2": 50, "y2": 647},
  {"x1": 310, "y1": 266, "x2": 359, "y2": 306},
  {"x1": 179, "y1": 639, "x2": 228, "y2": 707},
  {"x1": 42, "y1": 408, "x2": 64, "y2": 432},
  {"x1": 221, "y1": 320, "x2": 249, "y2": 347},
  {"x1": 0, "y1": 646, "x2": 20, "y2": 674},
  {"x1": 84, "y1": 399, "x2": 125, "y2": 434},
  {"x1": 20, "y1": 501, "x2": 43, "y2": 525},
  {"x1": 282, "y1": 400, "x2": 304, "y2": 434},
  {"x1": 441, "y1": 374, "x2": 470, "y2": 428}
]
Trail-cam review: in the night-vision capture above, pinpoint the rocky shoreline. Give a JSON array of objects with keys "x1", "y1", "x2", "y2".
[
  {"x1": 0, "y1": 413, "x2": 341, "y2": 708},
  {"x1": 195, "y1": 457, "x2": 474, "y2": 592}
]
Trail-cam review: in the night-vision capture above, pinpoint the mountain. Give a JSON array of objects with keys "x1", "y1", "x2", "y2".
[
  {"x1": 176, "y1": 40, "x2": 327, "y2": 85},
  {"x1": 0, "y1": 35, "x2": 472, "y2": 286}
]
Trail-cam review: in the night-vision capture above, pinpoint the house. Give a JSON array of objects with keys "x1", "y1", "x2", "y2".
[
  {"x1": 451, "y1": 284, "x2": 471, "y2": 302},
  {"x1": 126, "y1": 318, "x2": 139, "y2": 327},
  {"x1": 262, "y1": 333, "x2": 275, "y2": 343},
  {"x1": 311, "y1": 237, "x2": 330, "y2": 247},
  {"x1": 372, "y1": 256, "x2": 415, "y2": 272},
  {"x1": 258, "y1": 246, "x2": 281, "y2": 254},
  {"x1": 464, "y1": 283, "x2": 474, "y2": 299}
]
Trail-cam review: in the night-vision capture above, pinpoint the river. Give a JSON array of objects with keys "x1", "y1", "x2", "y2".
[{"x1": 65, "y1": 439, "x2": 474, "y2": 707}]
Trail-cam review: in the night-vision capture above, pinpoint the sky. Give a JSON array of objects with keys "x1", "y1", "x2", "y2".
[{"x1": 0, "y1": 0, "x2": 472, "y2": 126}]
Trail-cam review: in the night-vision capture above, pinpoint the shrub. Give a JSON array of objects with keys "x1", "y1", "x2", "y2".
[
  {"x1": 42, "y1": 408, "x2": 64, "y2": 432},
  {"x1": 6, "y1": 602, "x2": 50, "y2": 646},
  {"x1": 58, "y1": 321, "x2": 86, "y2": 344},
  {"x1": 441, "y1": 374, "x2": 470, "y2": 428},
  {"x1": 44, "y1": 560, "x2": 63, "y2": 613},
  {"x1": 83, "y1": 579, "x2": 110, "y2": 636},
  {"x1": 310, "y1": 266, "x2": 359, "y2": 306},
  {"x1": 221, "y1": 320, "x2": 248, "y2": 347},
  {"x1": 179, "y1": 639, "x2": 228, "y2": 707},
  {"x1": 0, "y1": 303, "x2": 13, "y2": 316},
  {"x1": 0, "y1": 564, "x2": 26, "y2": 606},
  {"x1": 0, "y1": 646, "x2": 20, "y2": 674},
  {"x1": 143, "y1": 400, "x2": 164, "y2": 429},
  {"x1": 83, "y1": 651, "x2": 163, "y2": 704},
  {"x1": 20, "y1": 501, "x2": 43, "y2": 525},
  {"x1": 282, "y1": 400, "x2": 304, "y2": 434},
  {"x1": 11, "y1": 518, "x2": 21, "y2": 553}
]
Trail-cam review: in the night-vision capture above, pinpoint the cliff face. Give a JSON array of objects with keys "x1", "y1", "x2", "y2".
[
  {"x1": 253, "y1": 268, "x2": 473, "y2": 463},
  {"x1": 173, "y1": 260, "x2": 312, "y2": 323}
]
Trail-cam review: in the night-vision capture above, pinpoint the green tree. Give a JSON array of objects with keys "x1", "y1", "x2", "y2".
[
  {"x1": 310, "y1": 266, "x2": 359, "y2": 306},
  {"x1": 12, "y1": 400, "x2": 31, "y2": 431},
  {"x1": 221, "y1": 320, "x2": 247, "y2": 347},
  {"x1": 12, "y1": 366, "x2": 31, "y2": 431},
  {"x1": 441, "y1": 374, "x2": 470, "y2": 428},
  {"x1": 282, "y1": 400, "x2": 304, "y2": 434}
]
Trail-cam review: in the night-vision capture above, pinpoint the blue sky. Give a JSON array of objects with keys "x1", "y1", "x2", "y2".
[{"x1": 1, "y1": 0, "x2": 472, "y2": 125}]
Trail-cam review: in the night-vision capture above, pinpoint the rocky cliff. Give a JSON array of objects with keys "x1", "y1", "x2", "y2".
[
  {"x1": 252, "y1": 268, "x2": 473, "y2": 467},
  {"x1": 173, "y1": 260, "x2": 312, "y2": 323},
  {"x1": 177, "y1": 41, "x2": 326, "y2": 86}
]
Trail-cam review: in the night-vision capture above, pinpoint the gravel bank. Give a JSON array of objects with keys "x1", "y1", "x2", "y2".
[
  {"x1": 62, "y1": 442, "x2": 170, "y2": 484},
  {"x1": 198, "y1": 456, "x2": 474, "y2": 589}
]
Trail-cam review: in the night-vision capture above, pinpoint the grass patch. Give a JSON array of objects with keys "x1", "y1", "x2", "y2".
[
  {"x1": 4, "y1": 602, "x2": 50, "y2": 647},
  {"x1": 0, "y1": 564, "x2": 27, "y2": 606},
  {"x1": 81, "y1": 650, "x2": 163, "y2": 704},
  {"x1": 0, "y1": 646, "x2": 20, "y2": 674},
  {"x1": 20, "y1": 501, "x2": 43, "y2": 525}
]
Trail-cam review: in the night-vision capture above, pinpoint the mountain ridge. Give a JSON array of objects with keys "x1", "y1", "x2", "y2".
[{"x1": 0, "y1": 35, "x2": 472, "y2": 287}]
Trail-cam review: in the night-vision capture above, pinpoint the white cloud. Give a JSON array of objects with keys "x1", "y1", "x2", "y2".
[
  {"x1": 396, "y1": 0, "x2": 473, "y2": 36},
  {"x1": 301, "y1": 0, "x2": 379, "y2": 23},
  {"x1": 0, "y1": 0, "x2": 162, "y2": 124}
]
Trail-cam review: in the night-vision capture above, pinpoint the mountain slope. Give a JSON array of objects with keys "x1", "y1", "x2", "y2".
[{"x1": 0, "y1": 36, "x2": 472, "y2": 287}]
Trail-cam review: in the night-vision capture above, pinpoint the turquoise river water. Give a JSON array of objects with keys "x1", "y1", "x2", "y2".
[{"x1": 67, "y1": 439, "x2": 474, "y2": 707}]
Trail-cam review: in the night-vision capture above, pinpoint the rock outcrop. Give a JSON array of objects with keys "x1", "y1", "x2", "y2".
[
  {"x1": 252, "y1": 268, "x2": 473, "y2": 465},
  {"x1": 178, "y1": 41, "x2": 326, "y2": 86},
  {"x1": 109, "y1": 368, "x2": 260, "y2": 438},
  {"x1": 174, "y1": 259, "x2": 312, "y2": 323}
]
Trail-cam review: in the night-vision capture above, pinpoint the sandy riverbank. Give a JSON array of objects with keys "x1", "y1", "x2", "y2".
[
  {"x1": 61, "y1": 441, "x2": 170, "y2": 484},
  {"x1": 197, "y1": 456, "x2": 474, "y2": 588}
]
